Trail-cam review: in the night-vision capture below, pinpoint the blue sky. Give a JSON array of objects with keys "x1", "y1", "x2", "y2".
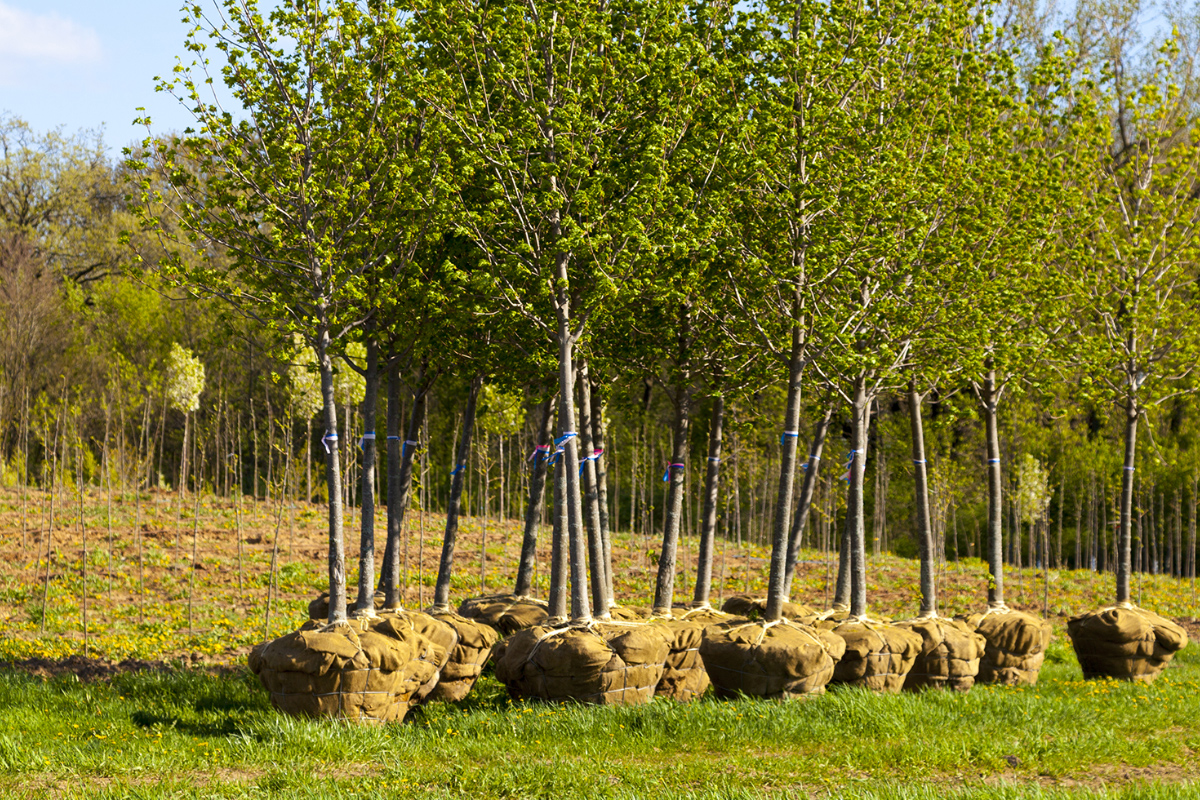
[{"x1": 0, "y1": 0, "x2": 203, "y2": 149}]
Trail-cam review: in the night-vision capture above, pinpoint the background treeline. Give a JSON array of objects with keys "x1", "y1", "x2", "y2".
[{"x1": 1, "y1": 0, "x2": 1199, "y2": 592}]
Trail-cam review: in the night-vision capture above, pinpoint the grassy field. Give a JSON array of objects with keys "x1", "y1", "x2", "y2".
[{"x1": 0, "y1": 485, "x2": 1198, "y2": 798}]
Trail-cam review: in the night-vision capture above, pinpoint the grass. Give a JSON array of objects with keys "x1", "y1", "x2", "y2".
[
  {"x1": 1, "y1": 641, "x2": 1198, "y2": 798},
  {"x1": 1, "y1": 485, "x2": 1199, "y2": 797}
]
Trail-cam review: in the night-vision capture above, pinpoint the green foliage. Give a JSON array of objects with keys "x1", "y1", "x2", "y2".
[
  {"x1": 164, "y1": 343, "x2": 205, "y2": 414},
  {"x1": 478, "y1": 385, "x2": 523, "y2": 438},
  {"x1": 332, "y1": 342, "x2": 366, "y2": 407},
  {"x1": 287, "y1": 335, "x2": 323, "y2": 420},
  {"x1": 0, "y1": 114, "x2": 132, "y2": 284},
  {"x1": 1018, "y1": 454, "x2": 1053, "y2": 526}
]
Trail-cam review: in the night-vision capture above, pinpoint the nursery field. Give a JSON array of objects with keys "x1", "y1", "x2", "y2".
[{"x1": 1, "y1": 485, "x2": 1199, "y2": 798}]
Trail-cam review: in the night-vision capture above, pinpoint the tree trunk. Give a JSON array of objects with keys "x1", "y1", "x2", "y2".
[
  {"x1": 1189, "y1": 474, "x2": 1196, "y2": 607},
  {"x1": 316, "y1": 330, "x2": 346, "y2": 625},
  {"x1": 1117, "y1": 396, "x2": 1137, "y2": 604},
  {"x1": 1074, "y1": 490, "x2": 1083, "y2": 570},
  {"x1": 384, "y1": 368, "x2": 430, "y2": 606},
  {"x1": 548, "y1": 429, "x2": 569, "y2": 622},
  {"x1": 379, "y1": 361, "x2": 402, "y2": 600},
  {"x1": 353, "y1": 336, "x2": 380, "y2": 615},
  {"x1": 551, "y1": 265, "x2": 590, "y2": 624},
  {"x1": 514, "y1": 396, "x2": 554, "y2": 597},
  {"x1": 909, "y1": 382, "x2": 936, "y2": 617},
  {"x1": 847, "y1": 376, "x2": 871, "y2": 618},
  {"x1": 480, "y1": 431, "x2": 489, "y2": 593},
  {"x1": 833, "y1": 509, "x2": 852, "y2": 611},
  {"x1": 1056, "y1": 472, "x2": 1064, "y2": 568},
  {"x1": 431, "y1": 375, "x2": 483, "y2": 612},
  {"x1": 980, "y1": 364, "x2": 1005, "y2": 607},
  {"x1": 783, "y1": 404, "x2": 832, "y2": 598},
  {"x1": 653, "y1": 307, "x2": 693, "y2": 615},
  {"x1": 763, "y1": 320, "x2": 805, "y2": 623},
  {"x1": 578, "y1": 359, "x2": 610, "y2": 617},
  {"x1": 693, "y1": 393, "x2": 725, "y2": 606},
  {"x1": 591, "y1": 376, "x2": 614, "y2": 605}
]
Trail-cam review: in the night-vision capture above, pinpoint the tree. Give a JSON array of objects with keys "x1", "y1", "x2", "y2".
[
  {"x1": 129, "y1": 0, "x2": 447, "y2": 625},
  {"x1": 415, "y1": 0, "x2": 704, "y2": 623},
  {"x1": 165, "y1": 341, "x2": 206, "y2": 498},
  {"x1": 1077, "y1": 32, "x2": 1200, "y2": 605},
  {"x1": 0, "y1": 114, "x2": 130, "y2": 285}
]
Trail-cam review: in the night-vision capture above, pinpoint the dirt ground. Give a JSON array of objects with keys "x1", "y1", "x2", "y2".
[{"x1": 0, "y1": 484, "x2": 1195, "y2": 665}]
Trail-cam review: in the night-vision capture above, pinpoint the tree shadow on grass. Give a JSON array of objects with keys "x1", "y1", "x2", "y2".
[{"x1": 129, "y1": 708, "x2": 253, "y2": 738}]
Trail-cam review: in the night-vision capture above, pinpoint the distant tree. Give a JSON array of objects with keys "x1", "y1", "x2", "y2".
[{"x1": 0, "y1": 114, "x2": 129, "y2": 284}]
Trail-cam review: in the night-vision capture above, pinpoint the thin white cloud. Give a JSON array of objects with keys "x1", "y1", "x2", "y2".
[{"x1": 0, "y1": 2, "x2": 101, "y2": 64}]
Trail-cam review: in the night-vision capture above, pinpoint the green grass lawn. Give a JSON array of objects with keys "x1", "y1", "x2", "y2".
[{"x1": 1, "y1": 634, "x2": 1198, "y2": 799}]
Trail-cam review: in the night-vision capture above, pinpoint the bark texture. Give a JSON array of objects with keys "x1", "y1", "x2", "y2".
[{"x1": 431, "y1": 375, "x2": 483, "y2": 612}]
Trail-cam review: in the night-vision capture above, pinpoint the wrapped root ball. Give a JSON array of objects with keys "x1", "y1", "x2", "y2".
[
  {"x1": 1068, "y1": 605, "x2": 1187, "y2": 683},
  {"x1": 496, "y1": 622, "x2": 671, "y2": 705},
  {"x1": 699, "y1": 619, "x2": 845, "y2": 700},
  {"x1": 895, "y1": 616, "x2": 984, "y2": 692},
  {"x1": 720, "y1": 594, "x2": 817, "y2": 621},
  {"x1": 820, "y1": 619, "x2": 922, "y2": 694},
  {"x1": 425, "y1": 610, "x2": 500, "y2": 702},
  {"x1": 458, "y1": 593, "x2": 549, "y2": 635},
  {"x1": 961, "y1": 608, "x2": 1052, "y2": 687},
  {"x1": 649, "y1": 618, "x2": 710, "y2": 702},
  {"x1": 249, "y1": 620, "x2": 437, "y2": 722}
]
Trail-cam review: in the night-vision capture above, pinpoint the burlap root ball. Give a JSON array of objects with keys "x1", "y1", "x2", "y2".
[
  {"x1": 961, "y1": 609, "x2": 1053, "y2": 687},
  {"x1": 699, "y1": 619, "x2": 846, "y2": 700},
  {"x1": 308, "y1": 591, "x2": 386, "y2": 621},
  {"x1": 605, "y1": 605, "x2": 650, "y2": 622},
  {"x1": 495, "y1": 621, "x2": 672, "y2": 705},
  {"x1": 894, "y1": 617, "x2": 985, "y2": 692},
  {"x1": 425, "y1": 610, "x2": 500, "y2": 702},
  {"x1": 372, "y1": 610, "x2": 459, "y2": 702},
  {"x1": 457, "y1": 593, "x2": 550, "y2": 635},
  {"x1": 1067, "y1": 605, "x2": 1188, "y2": 683},
  {"x1": 671, "y1": 604, "x2": 743, "y2": 626},
  {"x1": 816, "y1": 619, "x2": 921, "y2": 693},
  {"x1": 648, "y1": 618, "x2": 710, "y2": 702},
  {"x1": 248, "y1": 619, "x2": 439, "y2": 722},
  {"x1": 720, "y1": 594, "x2": 817, "y2": 621}
]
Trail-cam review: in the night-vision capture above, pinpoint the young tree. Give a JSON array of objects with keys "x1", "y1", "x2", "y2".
[
  {"x1": 415, "y1": 0, "x2": 704, "y2": 624},
  {"x1": 1081, "y1": 40, "x2": 1200, "y2": 607},
  {"x1": 130, "y1": 0, "x2": 446, "y2": 625}
]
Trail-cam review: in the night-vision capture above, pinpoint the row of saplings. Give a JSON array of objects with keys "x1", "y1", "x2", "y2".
[
  {"x1": 248, "y1": 588, "x2": 1189, "y2": 721},
  {"x1": 248, "y1": 388, "x2": 1189, "y2": 720}
]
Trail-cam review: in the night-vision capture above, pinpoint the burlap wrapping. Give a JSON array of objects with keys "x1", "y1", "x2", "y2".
[
  {"x1": 425, "y1": 610, "x2": 500, "y2": 702},
  {"x1": 699, "y1": 619, "x2": 846, "y2": 700},
  {"x1": 372, "y1": 610, "x2": 459, "y2": 702},
  {"x1": 1067, "y1": 605, "x2": 1188, "y2": 683},
  {"x1": 248, "y1": 619, "x2": 438, "y2": 722},
  {"x1": 816, "y1": 619, "x2": 921, "y2": 693},
  {"x1": 673, "y1": 605, "x2": 744, "y2": 626},
  {"x1": 457, "y1": 593, "x2": 550, "y2": 635},
  {"x1": 646, "y1": 618, "x2": 710, "y2": 702},
  {"x1": 720, "y1": 594, "x2": 817, "y2": 621},
  {"x1": 308, "y1": 591, "x2": 387, "y2": 620},
  {"x1": 961, "y1": 608, "x2": 1052, "y2": 687},
  {"x1": 894, "y1": 617, "x2": 984, "y2": 692},
  {"x1": 495, "y1": 621, "x2": 672, "y2": 705},
  {"x1": 606, "y1": 605, "x2": 650, "y2": 622}
]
